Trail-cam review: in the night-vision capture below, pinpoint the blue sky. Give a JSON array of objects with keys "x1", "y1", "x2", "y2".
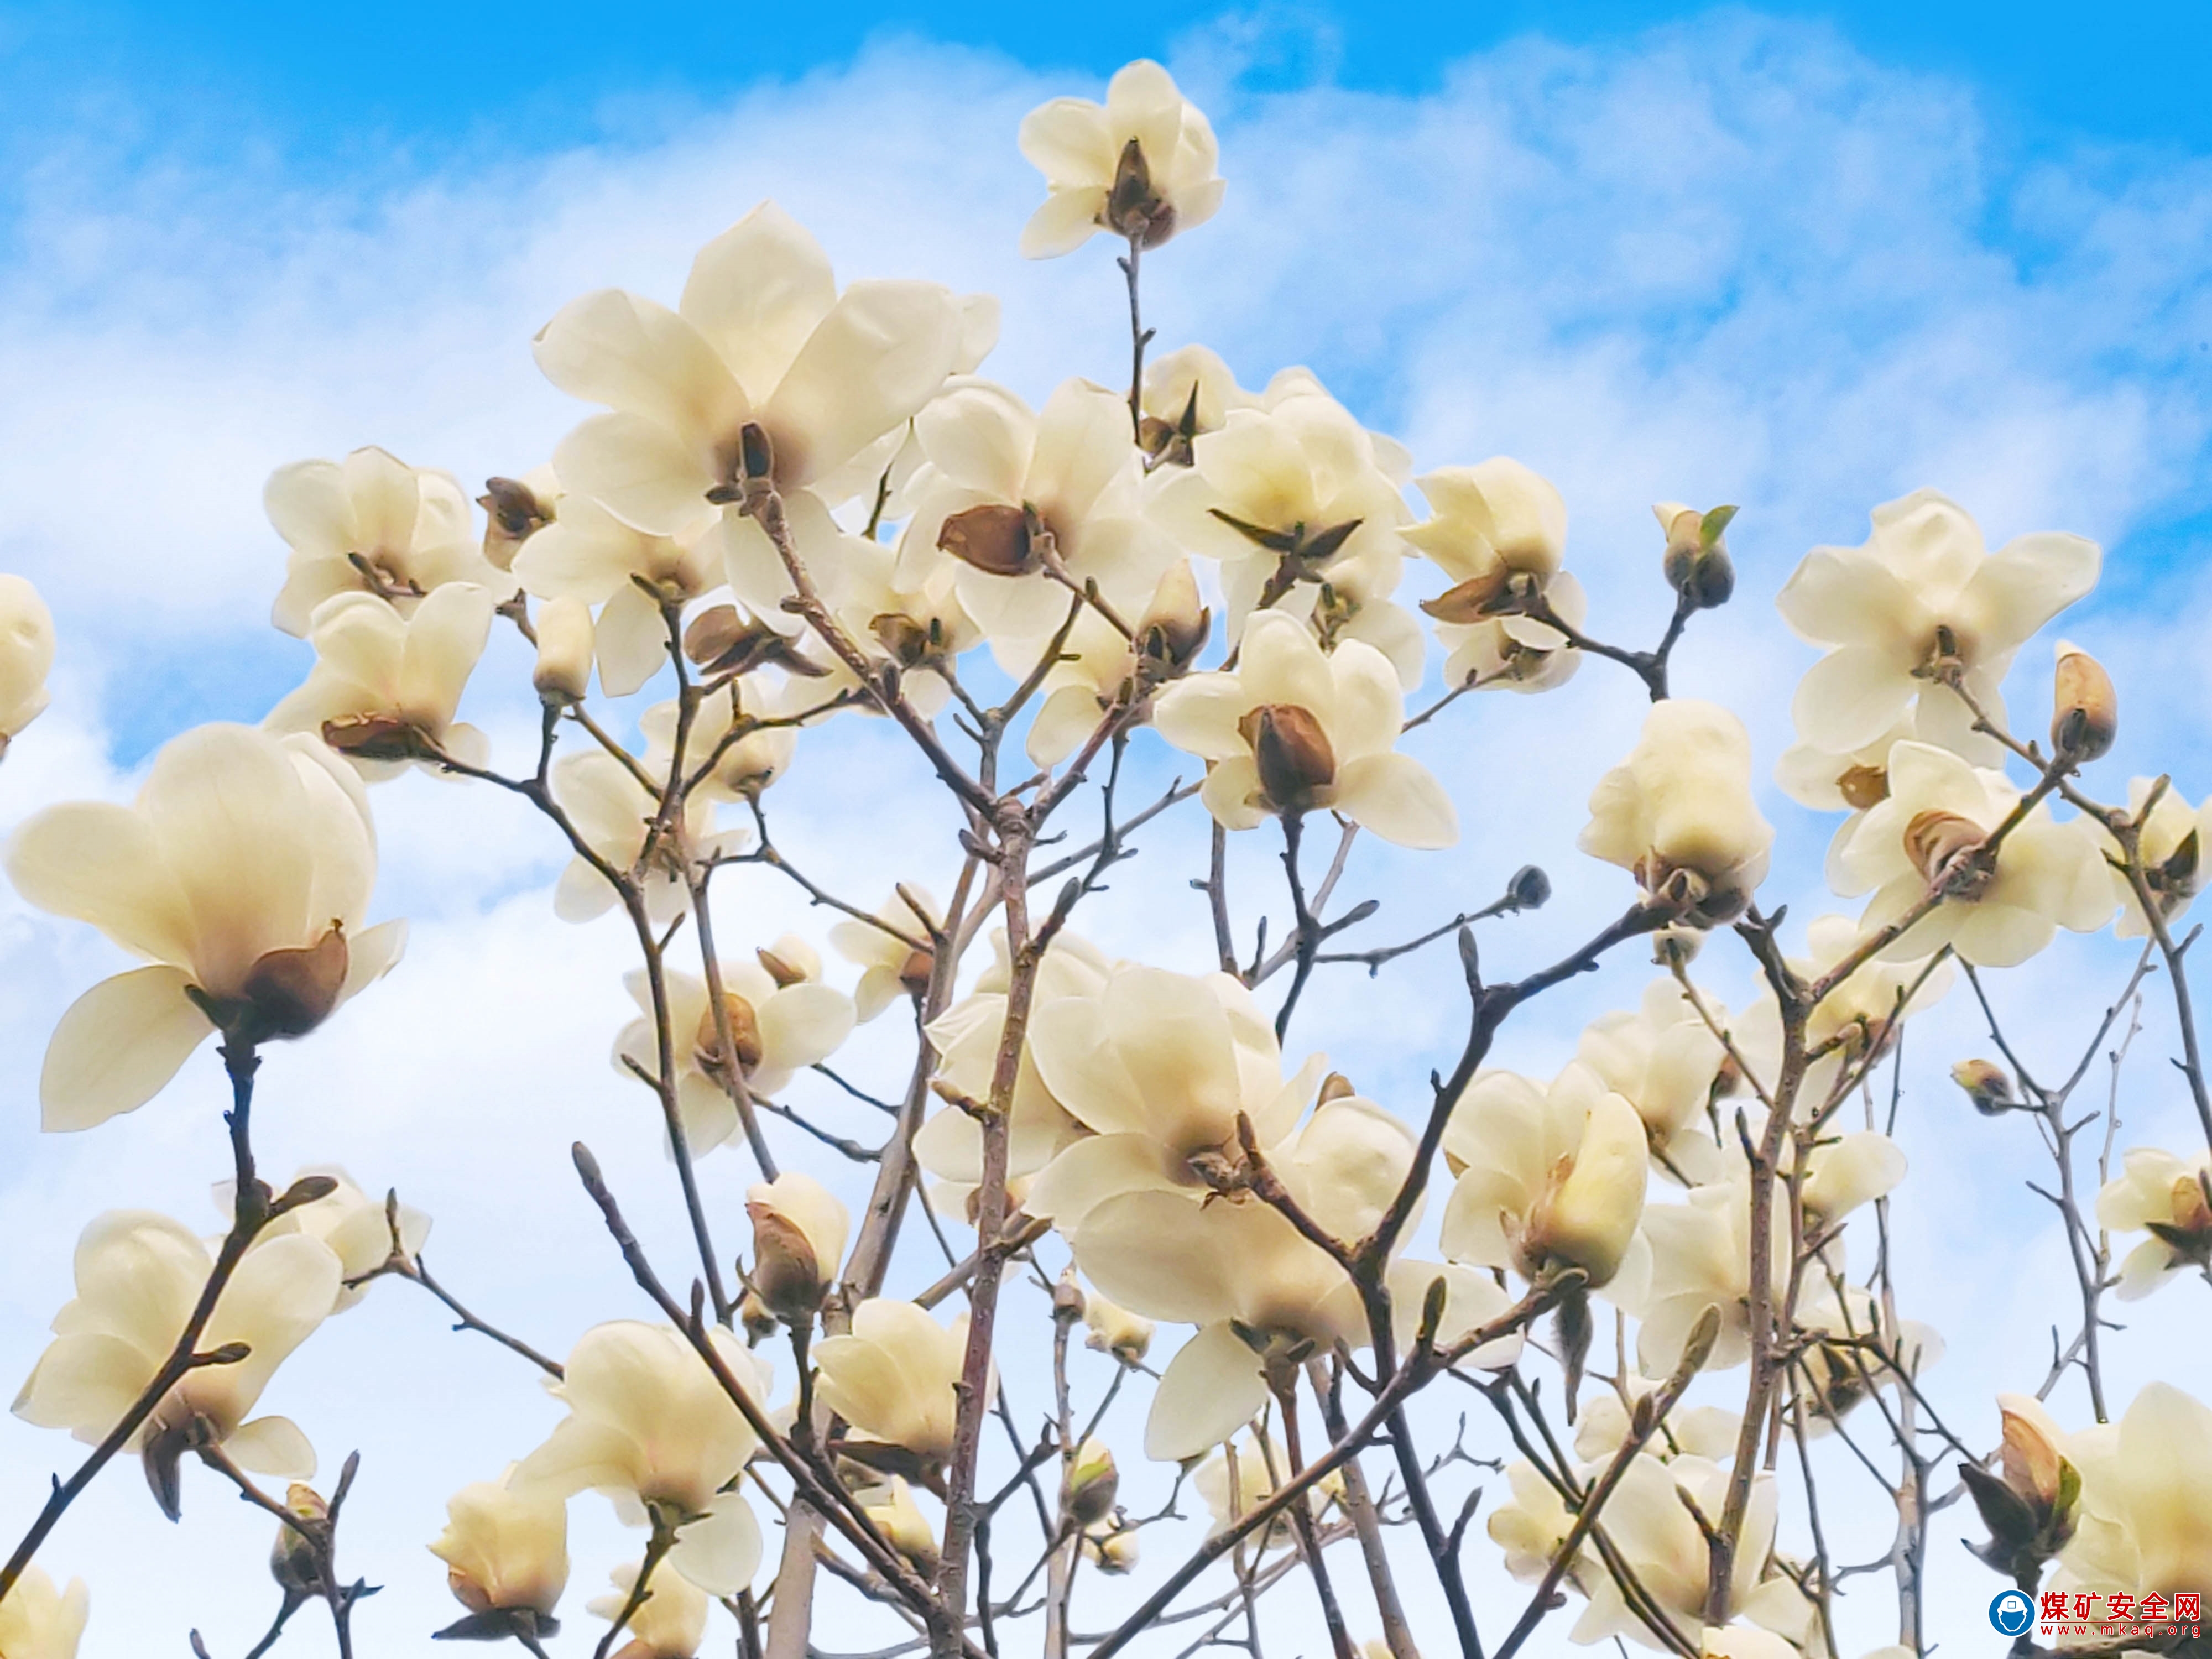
[{"x1": 4, "y1": 5, "x2": 2212, "y2": 1656}]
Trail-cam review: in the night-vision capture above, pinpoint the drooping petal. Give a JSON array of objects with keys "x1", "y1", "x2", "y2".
[
  {"x1": 1143, "y1": 1323, "x2": 1269, "y2": 1462},
  {"x1": 39, "y1": 967, "x2": 215, "y2": 1132},
  {"x1": 1334, "y1": 753, "x2": 1458, "y2": 849},
  {"x1": 666, "y1": 1491, "x2": 763, "y2": 1596},
  {"x1": 225, "y1": 1415, "x2": 318, "y2": 1477}
]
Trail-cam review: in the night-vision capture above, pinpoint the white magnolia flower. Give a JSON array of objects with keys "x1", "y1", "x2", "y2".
[
  {"x1": 1152, "y1": 396, "x2": 1411, "y2": 637},
  {"x1": 1022, "y1": 959, "x2": 1324, "y2": 1169},
  {"x1": 267, "y1": 446, "x2": 509, "y2": 637},
  {"x1": 1018, "y1": 60, "x2": 1223, "y2": 257},
  {"x1": 534, "y1": 202, "x2": 965, "y2": 612},
  {"x1": 0, "y1": 571, "x2": 55, "y2": 748},
  {"x1": 533, "y1": 597, "x2": 596, "y2": 703},
  {"x1": 812, "y1": 1299, "x2": 975, "y2": 1465},
  {"x1": 816, "y1": 529, "x2": 981, "y2": 719},
  {"x1": 0, "y1": 1564, "x2": 88, "y2": 1659},
  {"x1": 1040, "y1": 1096, "x2": 1431, "y2": 1460},
  {"x1": 1575, "y1": 981, "x2": 1730, "y2": 1178},
  {"x1": 1152, "y1": 610, "x2": 1457, "y2": 848},
  {"x1": 1832, "y1": 740, "x2": 2111, "y2": 965},
  {"x1": 587, "y1": 1559, "x2": 708, "y2": 1659},
  {"x1": 1024, "y1": 562, "x2": 1208, "y2": 766},
  {"x1": 1735, "y1": 914, "x2": 1950, "y2": 1109},
  {"x1": 914, "y1": 930, "x2": 1117, "y2": 1201},
  {"x1": 1580, "y1": 700, "x2": 1771, "y2": 925},
  {"x1": 478, "y1": 466, "x2": 559, "y2": 573},
  {"x1": 429, "y1": 1468, "x2": 569, "y2": 1624},
  {"x1": 1775, "y1": 488, "x2": 2099, "y2": 758},
  {"x1": 614, "y1": 952, "x2": 853, "y2": 1155},
  {"x1": 517, "y1": 1322, "x2": 767, "y2": 1596},
  {"x1": 745, "y1": 1171, "x2": 851, "y2": 1321},
  {"x1": 13, "y1": 1211, "x2": 340, "y2": 1515},
  {"x1": 830, "y1": 888, "x2": 941, "y2": 1022},
  {"x1": 1573, "y1": 1382, "x2": 1739, "y2": 1464},
  {"x1": 1194, "y1": 1438, "x2": 1340, "y2": 1552},
  {"x1": 2051, "y1": 1382, "x2": 2212, "y2": 1606},
  {"x1": 216, "y1": 1167, "x2": 429, "y2": 1313},
  {"x1": 1080, "y1": 1287, "x2": 1155, "y2": 1365},
  {"x1": 512, "y1": 491, "x2": 721, "y2": 697},
  {"x1": 1491, "y1": 1451, "x2": 1792, "y2": 1647},
  {"x1": 1632, "y1": 1170, "x2": 1786, "y2": 1376},
  {"x1": 899, "y1": 377, "x2": 1172, "y2": 655},
  {"x1": 1406, "y1": 459, "x2": 1583, "y2": 693},
  {"x1": 640, "y1": 682, "x2": 798, "y2": 804},
  {"x1": 544, "y1": 750, "x2": 743, "y2": 926},
  {"x1": 265, "y1": 585, "x2": 497, "y2": 777},
  {"x1": 1791, "y1": 1282, "x2": 1940, "y2": 1430},
  {"x1": 2104, "y1": 777, "x2": 2212, "y2": 940},
  {"x1": 2096, "y1": 1147, "x2": 2212, "y2": 1299},
  {"x1": 1440, "y1": 1062, "x2": 1651, "y2": 1291},
  {"x1": 6, "y1": 724, "x2": 406, "y2": 1129}
]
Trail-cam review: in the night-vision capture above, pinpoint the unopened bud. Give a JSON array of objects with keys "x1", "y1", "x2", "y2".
[
  {"x1": 745, "y1": 1172, "x2": 850, "y2": 1324},
  {"x1": 240, "y1": 925, "x2": 351, "y2": 1041},
  {"x1": 1656, "y1": 503, "x2": 1736, "y2": 609},
  {"x1": 2052, "y1": 641, "x2": 2117, "y2": 762},
  {"x1": 1650, "y1": 924, "x2": 1703, "y2": 967},
  {"x1": 532, "y1": 597, "x2": 594, "y2": 704},
  {"x1": 1052, "y1": 1268, "x2": 1086, "y2": 1321},
  {"x1": 270, "y1": 1484, "x2": 328, "y2": 1598},
  {"x1": 1507, "y1": 864, "x2": 1551, "y2": 910},
  {"x1": 1243, "y1": 703, "x2": 1336, "y2": 813},
  {"x1": 1066, "y1": 1438, "x2": 1119, "y2": 1526},
  {"x1": 1678, "y1": 1302, "x2": 1723, "y2": 1375},
  {"x1": 1951, "y1": 1058, "x2": 2016, "y2": 1114},
  {"x1": 1137, "y1": 561, "x2": 1209, "y2": 670},
  {"x1": 1081, "y1": 1291, "x2": 1154, "y2": 1365},
  {"x1": 937, "y1": 503, "x2": 1035, "y2": 577},
  {"x1": 860, "y1": 1478, "x2": 938, "y2": 1574},
  {"x1": 1083, "y1": 1525, "x2": 1139, "y2": 1574},
  {"x1": 479, "y1": 476, "x2": 552, "y2": 572}
]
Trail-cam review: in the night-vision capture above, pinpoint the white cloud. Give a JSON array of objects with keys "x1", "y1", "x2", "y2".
[{"x1": 5, "y1": 13, "x2": 2212, "y2": 1655}]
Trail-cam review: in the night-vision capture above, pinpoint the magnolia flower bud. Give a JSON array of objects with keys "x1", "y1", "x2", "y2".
[
  {"x1": 1066, "y1": 1438, "x2": 1119, "y2": 1526},
  {"x1": 1951, "y1": 1058, "x2": 2017, "y2": 1114},
  {"x1": 1655, "y1": 502, "x2": 1738, "y2": 609},
  {"x1": 479, "y1": 476, "x2": 553, "y2": 572},
  {"x1": 1137, "y1": 560, "x2": 1209, "y2": 672},
  {"x1": 1082, "y1": 1524, "x2": 1139, "y2": 1574},
  {"x1": 0, "y1": 571, "x2": 56, "y2": 749},
  {"x1": 270, "y1": 1484, "x2": 328, "y2": 1601},
  {"x1": 429, "y1": 1474, "x2": 569, "y2": 1628},
  {"x1": 533, "y1": 598, "x2": 594, "y2": 704},
  {"x1": 1961, "y1": 1393, "x2": 2079, "y2": 1579},
  {"x1": 696, "y1": 993, "x2": 764, "y2": 1078},
  {"x1": 745, "y1": 1172, "x2": 851, "y2": 1323},
  {"x1": 1081, "y1": 1291, "x2": 1154, "y2": 1365},
  {"x1": 1243, "y1": 703, "x2": 1337, "y2": 813},
  {"x1": 859, "y1": 1478, "x2": 938, "y2": 1574},
  {"x1": 1507, "y1": 864, "x2": 1551, "y2": 910},
  {"x1": 2051, "y1": 639, "x2": 2117, "y2": 761},
  {"x1": 1521, "y1": 1090, "x2": 1650, "y2": 1286}
]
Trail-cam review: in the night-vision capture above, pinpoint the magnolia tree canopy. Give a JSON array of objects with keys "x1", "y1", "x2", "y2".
[{"x1": 1, "y1": 55, "x2": 2209, "y2": 1659}]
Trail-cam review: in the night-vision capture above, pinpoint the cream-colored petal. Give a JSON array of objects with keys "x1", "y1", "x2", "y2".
[
  {"x1": 1199, "y1": 755, "x2": 1270, "y2": 831},
  {"x1": 1143, "y1": 1322, "x2": 1269, "y2": 1462},
  {"x1": 1239, "y1": 611, "x2": 1335, "y2": 714},
  {"x1": 667, "y1": 1491, "x2": 763, "y2": 1596},
  {"x1": 679, "y1": 202, "x2": 838, "y2": 399},
  {"x1": 1791, "y1": 646, "x2": 1915, "y2": 755},
  {"x1": 554, "y1": 411, "x2": 717, "y2": 539},
  {"x1": 1020, "y1": 187, "x2": 1110, "y2": 259},
  {"x1": 1334, "y1": 753, "x2": 1458, "y2": 850},
  {"x1": 7, "y1": 802, "x2": 195, "y2": 967},
  {"x1": 1151, "y1": 673, "x2": 1254, "y2": 761},
  {"x1": 39, "y1": 966, "x2": 215, "y2": 1132},
  {"x1": 764, "y1": 281, "x2": 959, "y2": 488},
  {"x1": 914, "y1": 378, "x2": 1035, "y2": 499},
  {"x1": 758, "y1": 982, "x2": 855, "y2": 1071},
  {"x1": 534, "y1": 288, "x2": 749, "y2": 441},
  {"x1": 225, "y1": 1415, "x2": 318, "y2": 1477}
]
